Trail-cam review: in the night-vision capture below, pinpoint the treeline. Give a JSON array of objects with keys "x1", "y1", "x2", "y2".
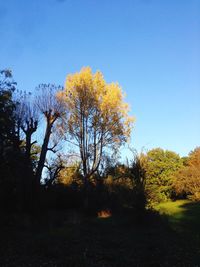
[{"x1": 0, "y1": 68, "x2": 199, "y2": 224}]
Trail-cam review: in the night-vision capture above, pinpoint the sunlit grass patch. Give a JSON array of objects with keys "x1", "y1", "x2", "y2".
[
  {"x1": 156, "y1": 200, "x2": 200, "y2": 238},
  {"x1": 156, "y1": 200, "x2": 190, "y2": 216}
]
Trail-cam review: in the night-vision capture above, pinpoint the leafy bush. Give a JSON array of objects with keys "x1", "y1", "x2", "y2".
[{"x1": 173, "y1": 147, "x2": 200, "y2": 201}]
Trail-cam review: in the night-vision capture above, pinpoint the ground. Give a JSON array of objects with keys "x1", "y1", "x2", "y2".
[{"x1": 0, "y1": 200, "x2": 200, "y2": 266}]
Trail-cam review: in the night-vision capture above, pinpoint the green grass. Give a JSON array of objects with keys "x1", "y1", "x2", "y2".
[
  {"x1": 156, "y1": 200, "x2": 200, "y2": 237},
  {"x1": 156, "y1": 199, "x2": 190, "y2": 216}
]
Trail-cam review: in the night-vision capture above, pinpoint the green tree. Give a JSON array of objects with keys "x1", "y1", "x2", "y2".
[{"x1": 144, "y1": 148, "x2": 183, "y2": 205}]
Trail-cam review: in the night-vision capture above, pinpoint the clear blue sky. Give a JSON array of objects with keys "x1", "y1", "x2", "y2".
[{"x1": 0, "y1": 0, "x2": 199, "y2": 157}]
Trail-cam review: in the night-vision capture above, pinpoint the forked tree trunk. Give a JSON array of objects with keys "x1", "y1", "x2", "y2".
[{"x1": 35, "y1": 121, "x2": 52, "y2": 187}]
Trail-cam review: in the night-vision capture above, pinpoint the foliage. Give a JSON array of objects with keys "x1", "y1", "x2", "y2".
[
  {"x1": 57, "y1": 160, "x2": 82, "y2": 187},
  {"x1": 0, "y1": 69, "x2": 18, "y2": 153},
  {"x1": 0, "y1": 70, "x2": 28, "y2": 212},
  {"x1": 63, "y1": 67, "x2": 133, "y2": 185},
  {"x1": 104, "y1": 151, "x2": 147, "y2": 215},
  {"x1": 173, "y1": 147, "x2": 200, "y2": 200},
  {"x1": 144, "y1": 148, "x2": 183, "y2": 205},
  {"x1": 129, "y1": 151, "x2": 147, "y2": 215},
  {"x1": 1, "y1": 66, "x2": 199, "y2": 235}
]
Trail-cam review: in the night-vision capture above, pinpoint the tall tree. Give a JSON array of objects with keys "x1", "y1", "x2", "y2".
[
  {"x1": 35, "y1": 84, "x2": 66, "y2": 186},
  {"x1": 63, "y1": 67, "x2": 133, "y2": 188},
  {"x1": 15, "y1": 91, "x2": 38, "y2": 163},
  {"x1": 0, "y1": 69, "x2": 18, "y2": 154},
  {"x1": 0, "y1": 70, "x2": 26, "y2": 211}
]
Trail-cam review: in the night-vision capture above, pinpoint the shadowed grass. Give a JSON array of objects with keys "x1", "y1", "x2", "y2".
[{"x1": 1, "y1": 207, "x2": 200, "y2": 266}]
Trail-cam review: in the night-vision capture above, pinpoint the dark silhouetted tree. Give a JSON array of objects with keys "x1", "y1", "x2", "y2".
[{"x1": 35, "y1": 84, "x2": 67, "y2": 187}]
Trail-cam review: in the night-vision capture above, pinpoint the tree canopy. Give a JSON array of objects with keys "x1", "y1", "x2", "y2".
[
  {"x1": 144, "y1": 148, "x2": 183, "y2": 204},
  {"x1": 63, "y1": 67, "x2": 133, "y2": 184},
  {"x1": 173, "y1": 147, "x2": 200, "y2": 200}
]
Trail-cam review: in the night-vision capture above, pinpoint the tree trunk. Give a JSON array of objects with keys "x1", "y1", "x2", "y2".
[
  {"x1": 35, "y1": 122, "x2": 52, "y2": 186},
  {"x1": 25, "y1": 132, "x2": 31, "y2": 161}
]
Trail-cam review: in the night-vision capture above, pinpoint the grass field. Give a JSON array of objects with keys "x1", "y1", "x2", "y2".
[
  {"x1": 156, "y1": 200, "x2": 200, "y2": 237},
  {"x1": 1, "y1": 201, "x2": 200, "y2": 266}
]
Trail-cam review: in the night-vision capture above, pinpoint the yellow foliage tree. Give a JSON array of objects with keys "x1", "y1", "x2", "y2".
[
  {"x1": 63, "y1": 67, "x2": 133, "y2": 186},
  {"x1": 57, "y1": 162, "x2": 82, "y2": 186}
]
